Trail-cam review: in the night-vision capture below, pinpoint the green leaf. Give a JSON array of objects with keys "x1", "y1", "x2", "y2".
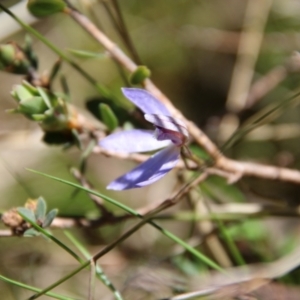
[
  {"x1": 43, "y1": 209, "x2": 58, "y2": 228},
  {"x1": 17, "y1": 207, "x2": 36, "y2": 223},
  {"x1": 49, "y1": 59, "x2": 62, "y2": 84},
  {"x1": 99, "y1": 103, "x2": 119, "y2": 131},
  {"x1": 129, "y1": 65, "x2": 151, "y2": 85},
  {"x1": 23, "y1": 228, "x2": 40, "y2": 237},
  {"x1": 189, "y1": 144, "x2": 210, "y2": 160},
  {"x1": 200, "y1": 176, "x2": 246, "y2": 203},
  {"x1": 35, "y1": 197, "x2": 47, "y2": 220},
  {"x1": 27, "y1": 0, "x2": 66, "y2": 18},
  {"x1": 68, "y1": 49, "x2": 107, "y2": 59},
  {"x1": 227, "y1": 220, "x2": 267, "y2": 242}
]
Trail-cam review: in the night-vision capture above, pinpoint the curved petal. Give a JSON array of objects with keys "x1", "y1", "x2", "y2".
[
  {"x1": 99, "y1": 129, "x2": 171, "y2": 153},
  {"x1": 107, "y1": 145, "x2": 180, "y2": 190},
  {"x1": 144, "y1": 114, "x2": 189, "y2": 139},
  {"x1": 122, "y1": 88, "x2": 170, "y2": 116},
  {"x1": 153, "y1": 128, "x2": 185, "y2": 146}
]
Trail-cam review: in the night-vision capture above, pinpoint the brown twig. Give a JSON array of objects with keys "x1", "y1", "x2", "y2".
[
  {"x1": 65, "y1": 3, "x2": 300, "y2": 186},
  {"x1": 93, "y1": 145, "x2": 197, "y2": 169},
  {"x1": 70, "y1": 168, "x2": 110, "y2": 215}
]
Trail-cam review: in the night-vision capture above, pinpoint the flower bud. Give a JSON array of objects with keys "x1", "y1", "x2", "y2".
[
  {"x1": 129, "y1": 65, "x2": 151, "y2": 85},
  {"x1": 27, "y1": 0, "x2": 66, "y2": 18},
  {"x1": 0, "y1": 43, "x2": 32, "y2": 74},
  {"x1": 19, "y1": 96, "x2": 48, "y2": 115}
]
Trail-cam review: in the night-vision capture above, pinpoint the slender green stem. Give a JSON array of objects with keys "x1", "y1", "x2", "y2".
[
  {"x1": 28, "y1": 192, "x2": 225, "y2": 300},
  {"x1": 216, "y1": 218, "x2": 246, "y2": 266},
  {"x1": 28, "y1": 169, "x2": 225, "y2": 272},
  {"x1": 20, "y1": 213, "x2": 124, "y2": 299},
  {"x1": 29, "y1": 195, "x2": 226, "y2": 299},
  {"x1": 18, "y1": 211, "x2": 83, "y2": 263},
  {"x1": 0, "y1": 3, "x2": 111, "y2": 98},
  {"x1": 28, "y1": 262, "x2": 89, "y2": 300},
  {"x1": 0, "y1": 274, "x2": 74, "y2": 300},
  {"x1": 88, "y1": 260, "x2": 96, "y2": 300},
  {"x1": 64, "y1": 231, "x2": 123, "y2": 300}
]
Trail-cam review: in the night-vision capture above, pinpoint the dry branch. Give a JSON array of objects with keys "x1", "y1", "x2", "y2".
[{"x1": 65, "y1": 5, "x2": 300, "y2": 186}]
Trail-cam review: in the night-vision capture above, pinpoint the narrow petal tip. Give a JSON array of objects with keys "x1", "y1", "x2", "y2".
[
  {"x1": 105, "y1": 145, "x2": 180, "y2": 190},
  {"x1": 121, "y1": 88, "x2": 170, "y2": 116}
]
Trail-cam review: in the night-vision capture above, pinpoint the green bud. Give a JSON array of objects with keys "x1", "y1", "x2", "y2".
[
  {"x1": 22, "y1": 81, "x2": 39, "y2": 95},
  {"x1": 19, "y1": 96, "x2": 48, "y2": 114},
  {"x1": 0, "y1": 43, "x2": 31, "y2": 74},
  {"x1": 129, "y1": 65, "x2": 151, "y2": 85},
  {"x1": 10, "y1": 83, "x2": 52, "y2": 120},
  {"x1": 27, "y1": 0, "x2": 67, "y2": 18},
  {"x1": 14, "y1": 85, "x2": 34, "y2": 102},
  {"x1": 0, "y1": 44, "x2": 15, "y2": 64},
  {"x1": 99, "y1": 103, "x2": 119, "y2": 131}
]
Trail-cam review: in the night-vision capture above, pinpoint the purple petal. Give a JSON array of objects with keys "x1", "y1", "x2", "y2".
[
  {"x1": 122, "y1": 88, "x2": 171, "y2": 116},
  {"x1": 107, "y1": 145, "x2": 180, "y2": 190},
  {"x1": 153, "y1": 128, "x2": 184, "y2": 146},
  {"x1": 99, "y1": 129, "x2": 171, "y2": 153},
  {"x1": 144, "y1": 114, "x2": 189, "y2": 137}
]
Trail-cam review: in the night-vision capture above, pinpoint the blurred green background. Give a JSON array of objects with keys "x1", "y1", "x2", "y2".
[{"x1": 1, "y1": 0, "x2": 300, "y2": 299}]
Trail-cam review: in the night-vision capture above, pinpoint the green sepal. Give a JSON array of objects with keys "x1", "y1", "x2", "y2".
[
  {"x1": 42, "y1": 209, "x2": 58, "y2": 228},
  {"x1": 99, "y1": 103, "x2": 119, "y2": 131},
  {"x1": 22, "y1": 81, "x2": 38, "y2": 95},
  {"x1": 129, "y1": 65, "x2": 151, "y2": 85},
  {"x1": 14, "y1": 84, "x2": 33, "y2": 102},
  {"x1": 27, "y1": 0, "x2": 67, "y2": 17},
  {"x1": 23, "y1": 228, "x2": 40, "y2": 237},
  {"x1": 5, "y1": 109, "x2": 18, "y2": 114},
  {"x1": 37, "y1": 86, "x2": 52, "y2": 109},
  {"x1": 35, "y1": 197, "x2": 47, "y2": 221},
  {"x1": 17, "y1": 207, "x2": 36, "y2": 223},
  {"x1": 19, "y1": 96, "x2": 48, "y2": 114},
  {"x1": 30, "y1": 114, "x2": 47, "y2": 121}
]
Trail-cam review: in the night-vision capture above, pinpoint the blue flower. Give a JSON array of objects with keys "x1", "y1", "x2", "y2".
[{"x1": 99, "y1": 88, "x2": 189, "y2": 190}]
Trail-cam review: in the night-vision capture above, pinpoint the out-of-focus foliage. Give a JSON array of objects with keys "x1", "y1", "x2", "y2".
[{"x1": 1, "y1": 0, "x2": 300, "y2": 299}]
